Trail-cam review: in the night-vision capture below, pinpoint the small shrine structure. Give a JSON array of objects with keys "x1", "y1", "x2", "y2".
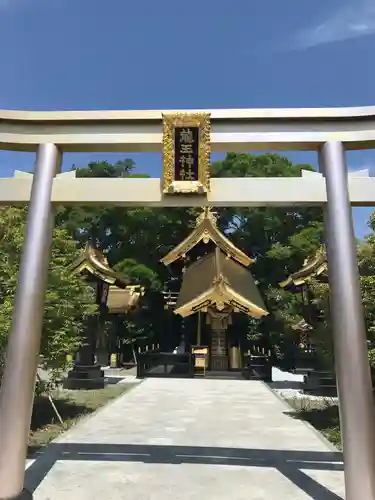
[
  {"x1": 279, "y1": 246, "x2": 328, "y2": 372},
  {"x1": 279, "y1": 246, "x2": 327, "y2": 345},
  {"x1": 160, "y1": 208, "x2": 268, "y2": 372},
  {"x1": 64, "y1": 243, "x2": 144, "y2": 388}
]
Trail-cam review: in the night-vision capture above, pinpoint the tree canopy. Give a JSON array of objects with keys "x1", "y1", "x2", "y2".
[
  {"x1": 1, "y1": 152, "x2": 374, "y2": 380},
  {"x1": 54, "y1": 153, "x2": 326, "y2": 358},
  {"x1": 0, "y1": 206, "x2": 97, "y2": 381}
]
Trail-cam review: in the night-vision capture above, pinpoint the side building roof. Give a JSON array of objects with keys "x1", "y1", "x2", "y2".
[
  {"x1": 107, "y1": 285, "x2": 145, "y2": 314},
  {"x1": 279, "y1": 246, "x2": 327, "y2": 289},
  {"x1": 69, "y1": 243, "x2": 129, "y2": 288}
]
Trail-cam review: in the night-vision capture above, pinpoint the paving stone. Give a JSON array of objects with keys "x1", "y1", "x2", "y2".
[{"x1": 26, "y1": 378, "x2": 344, "y2": 499}]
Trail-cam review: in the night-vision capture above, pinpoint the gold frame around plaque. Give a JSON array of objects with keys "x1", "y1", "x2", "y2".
[{"x1": 162, "y1": 112, "x2": 211, "y2": 194}]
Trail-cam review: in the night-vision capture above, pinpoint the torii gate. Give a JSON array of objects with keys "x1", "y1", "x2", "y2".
[{"x1": 0, "y1": 107, "x2": 375, "y2": 500}]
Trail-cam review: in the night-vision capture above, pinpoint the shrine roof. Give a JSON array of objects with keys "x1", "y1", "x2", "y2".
[
  {"x1": 107, "y1": 285, "x2": 145, "y2": 314},
  {"x1": 174, "y1": 247, "x2": 268, "y2": 318},
  {"x1": 69, "y1": 243, "x2": 129, "y2": 287},
  {"x1": 160, "y1": 208, "x2": 252, "y2": 267},
  {"x1": 292, "y1": 319, "x2": 313, "y2": 332},
  {"x1": 279, "y1": 246, "x2": 327, "y2": 288}
]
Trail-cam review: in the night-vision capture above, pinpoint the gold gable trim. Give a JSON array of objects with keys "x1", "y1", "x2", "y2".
[
  {"x1": 292, "y1": 319, "x2": 313, "y2": 332},
  {"x1": 160, "y1": 208, "x2": 253, "y2": 267},
  {"x1": 174, "y1": 279, "x2": 268, "y2": 318},
  {"x1": 69, "y1": 243, "x2": 128, "y2": 287},
  {"x1": 279, "y1": 246, "x2": 327, "y2": 288}
]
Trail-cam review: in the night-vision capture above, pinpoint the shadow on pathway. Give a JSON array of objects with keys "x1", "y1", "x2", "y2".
[{"x1": 26, "y1": 443, "x2": 343, "y2": 500}]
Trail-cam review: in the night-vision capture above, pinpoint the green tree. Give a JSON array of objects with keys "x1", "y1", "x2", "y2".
[
  {"x1": 212, "y1": 153, "x2": 324, "y2": 285},
  {"x1": 359, "y1": 236, "x2": 375, "y2": 338},
  {"x1": 282, "y1": 233, "x2": 375, "y2": 370},
  {"x1": 0, "y1": 206, "x2": 97, "y2": 382},
  {"x1": 55, "y1": 154, "x2": 326, "y2": 358},
  {"x1": 211, "y1": 153, "x2": 324, "y2": 357},
  {"x1": 56, "y1": 160, "x2": 198, "y2": 351}
]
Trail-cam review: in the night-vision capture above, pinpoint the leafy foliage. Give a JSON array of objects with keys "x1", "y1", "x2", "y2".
[
  {"x1": 278, "y1": 234, "x2": 375, "y2": 369},
  {"x1": 211, "y1": 153, "x2": 324, "y2": 355},
  {"x1": 53, "y1": 154, "x2": 326, "y2": 358},
  {"x1": 0, "y1": 206, "x2": 97, "y2": 380},
  {"x1": 4, "y1": 152, "x2": 375, "y2": 376}
]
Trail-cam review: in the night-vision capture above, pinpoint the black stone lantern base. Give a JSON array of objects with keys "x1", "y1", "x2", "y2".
[{"x1": 63, "y1": 363, "x2": 105, "y2": 390}]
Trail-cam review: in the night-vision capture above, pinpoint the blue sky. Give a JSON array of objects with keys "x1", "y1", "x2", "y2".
[{"x1": 0, "y1": 0, "x2": 375, "y2": 237}]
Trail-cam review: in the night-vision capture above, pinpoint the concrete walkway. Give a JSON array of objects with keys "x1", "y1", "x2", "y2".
[{"x1": 25, "y1": 379, "x2": 345, "y2": 499}]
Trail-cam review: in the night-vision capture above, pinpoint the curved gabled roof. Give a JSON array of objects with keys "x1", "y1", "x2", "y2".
[
  {"x1": 174, "y1": 247, "x2": 267, "y2": 318},
  {"x1": 279, "y1": 246, "x2": 327, "y2": 288},
  {"x1": 160, "y1": 208, "x2": 253, "y2": 267},
  {"x1": 107, "y1": 285, "x2": 145, "y2": 313},
  {"x1": 69, "y1": 243, "x2": 129, "y2": 287},
  {"x1": 292, "y1": 319, "x2": 313, "y2": 332}
]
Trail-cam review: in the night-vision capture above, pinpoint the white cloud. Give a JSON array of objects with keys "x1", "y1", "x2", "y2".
[{"x1": 294, "y1": 0, "x2": 375, "y2": 49}]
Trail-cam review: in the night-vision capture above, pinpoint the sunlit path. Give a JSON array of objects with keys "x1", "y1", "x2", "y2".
[{"x1": 25, "y1": 378, "x2": 344, "y2": 500}]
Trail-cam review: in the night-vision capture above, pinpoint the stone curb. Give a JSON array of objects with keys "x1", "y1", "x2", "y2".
[{"x1": 262, "y1": 380, "x2": 342, "y2": 455}]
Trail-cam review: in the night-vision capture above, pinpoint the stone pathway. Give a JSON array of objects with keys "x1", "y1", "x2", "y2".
[{"x1": 25, "y1": 378, "x2": 344, "y2": 499}]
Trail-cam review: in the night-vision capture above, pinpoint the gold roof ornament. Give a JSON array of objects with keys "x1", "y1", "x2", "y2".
[
  {"x1": 160, "y1": 207, "x2": 253, "y2": 267},
  {"x1": 174, "y1": 247, "x2": 268, "y2": 318},
  {"x1": 107, "y1": 285, "x2": 145, "y2": 314},
  {"x1": 292, "y1": 319, "x2": 313, "y2": 332},
  {"x1": 69, "y1": 243, "x2": 129, "y2": 287},
  {"x1": 279, "y1": 246, "x2": 327, "y2": 288}
]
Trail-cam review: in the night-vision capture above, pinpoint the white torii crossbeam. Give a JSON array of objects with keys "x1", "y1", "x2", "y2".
[{"x1": 1, "y1": 168, "x2": 374, "y2": 206}]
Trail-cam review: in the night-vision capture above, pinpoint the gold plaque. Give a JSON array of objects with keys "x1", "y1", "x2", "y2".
[{"x1": 162, "y1": 112, "x2": 211, "y2": 194}]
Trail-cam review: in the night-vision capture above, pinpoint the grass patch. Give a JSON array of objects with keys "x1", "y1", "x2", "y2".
[
  {"x1": 283, "y1": 396, "x2": 341, "y2": 448},
  {"x1": 28, "y1": 383, "x2": 134, "y2": 455}
]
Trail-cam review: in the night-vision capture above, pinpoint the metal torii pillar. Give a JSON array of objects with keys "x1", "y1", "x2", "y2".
[
  {"x1": 321, "y1": 141, "x2": 375, "y2": 500},
  {"x1": 0, "y1": 144, "x2": 61, "y2": 499}
]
